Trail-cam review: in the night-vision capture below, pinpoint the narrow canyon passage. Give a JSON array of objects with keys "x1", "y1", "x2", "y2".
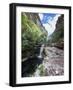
[{"x1": 21, "y1": 13, "x2": 64, "y2": 77}]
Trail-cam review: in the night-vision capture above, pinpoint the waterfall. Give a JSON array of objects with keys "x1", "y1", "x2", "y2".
[{"x1": 38, "y1": 44, "x2": 44, "y2": 58}]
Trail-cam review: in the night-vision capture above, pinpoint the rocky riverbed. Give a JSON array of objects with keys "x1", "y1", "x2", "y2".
[
  {"x1": 22, "y1": 46, "x2": 64, "y2": 77},
  {"x1": 33, "y1": 46, "x2": 64, "y2": 76}
]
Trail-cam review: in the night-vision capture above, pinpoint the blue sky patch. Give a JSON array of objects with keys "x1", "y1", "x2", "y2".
[{"x1": 40, "y1": 13, "x2": 57, "y2": 24}]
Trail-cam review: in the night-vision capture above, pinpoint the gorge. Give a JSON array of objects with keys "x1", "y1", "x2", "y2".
[{"x1": 21, "y1": 13, "x2": 64, "y2": 77}]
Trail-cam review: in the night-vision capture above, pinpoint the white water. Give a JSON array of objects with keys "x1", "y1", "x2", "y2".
[{"x1": 38, "y1": 44, "x2": 44, "y2": 58}]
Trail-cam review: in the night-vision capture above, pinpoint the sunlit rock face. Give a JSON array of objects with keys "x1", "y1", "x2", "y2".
[
  {"x1": 39, "y1": 13, "x2": 61, "y2": 36},
  {"x1": 55, "y1": 15, "x2": 64, "y2": 32}
]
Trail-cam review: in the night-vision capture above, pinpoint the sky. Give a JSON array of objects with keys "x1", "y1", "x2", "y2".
[{"x1": 39, "y1": 13, "x2": 61, "y2": 36}]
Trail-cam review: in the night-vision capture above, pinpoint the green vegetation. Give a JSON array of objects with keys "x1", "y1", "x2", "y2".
[
  {"x1": 38, "y1": 64, "x2": 45, "y2": 76},
  {"x1": 21, "y1": 13, "x2": 47, "y2": 58},
  {"x1": 51, "y1": 27, "x2": 64, "y2": 43},
  {"x1": 47, "y1": 25, "x2": 64, "y2": 46},
  {"x1": 22, "y1": 14, "x2": 64, "y2": 77}
]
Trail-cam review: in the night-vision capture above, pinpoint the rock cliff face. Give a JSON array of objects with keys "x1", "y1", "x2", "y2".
[
  {"x1": 55, "y1": 15, "x2": 64, "y2": 32},
  {"x1": 50, "y1": 15, "x2": 64, "y2": 49},
  {"x1": 22, "y1": 12, "x2": 48, "y2": 59},
  {"x1": 22, "y1": 14, "x2": 64, "y2": 77},
  {"x1": 21, "y1": 13, "x2": 48, "y2": 77},
  {"x1": 22, "y1": 13, "x2": 47, "y2": 34}
]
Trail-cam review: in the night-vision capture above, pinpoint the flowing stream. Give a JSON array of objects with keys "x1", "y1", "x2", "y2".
[{"x1": 37, "y1": 44, "x2": 44, "y2": 58}]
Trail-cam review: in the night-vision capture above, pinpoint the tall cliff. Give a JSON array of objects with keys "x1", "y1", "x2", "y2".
[
  {"x1": 22, "y1": 13, "x2": 47, "y2": 34},
  {"x1": 55, "y1": 15, "x2": 64, "y2": 32},
  {"x1": 21, "y1": 12, "x2": 48, "y2": 59},
  {"x1": 49, "y1": 15, "x2": 64, "y2": 49}
]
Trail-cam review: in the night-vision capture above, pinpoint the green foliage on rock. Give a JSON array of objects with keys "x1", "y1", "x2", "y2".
[
  {"x1": 51, "y1": 27, "x2": 64, "y2": 43},
  {"x1": 38, "y1": 64, "x2": 45, "y2": 76},
  {"x1": 21, "y1": 13, "x2": 47, "y2": 58}
]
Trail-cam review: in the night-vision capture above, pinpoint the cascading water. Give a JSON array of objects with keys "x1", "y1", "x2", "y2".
[{"x1": 38, "y1": 44, "x2": 45, "y2": 59}]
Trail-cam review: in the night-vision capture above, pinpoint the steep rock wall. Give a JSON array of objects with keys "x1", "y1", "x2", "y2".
[{"x1": 49, "y1": 15, "x2": 64, "y2": 49}]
